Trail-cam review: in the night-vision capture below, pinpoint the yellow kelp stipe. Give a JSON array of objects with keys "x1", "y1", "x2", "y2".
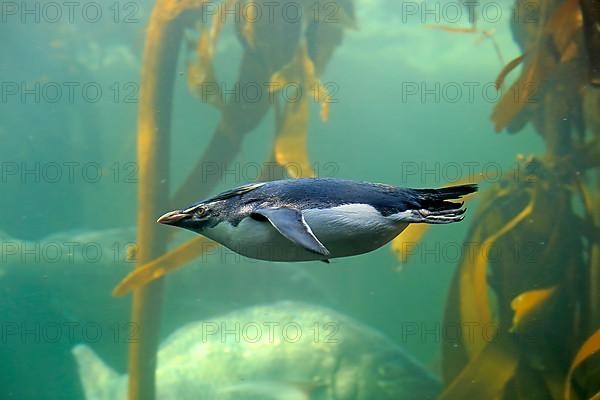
[
  {"x1": 302, "y1": 53, "x2": 331, "y2": 123},
  {"x1": 460, "y1": 192, "x2": 535, "y2": 357},
  {"x1": 274, "y1": 97, "x2": 313, "y2": 178},
  {"x1": 270, "y1": 45, "x2": 332, "y2": 178},
  {"x1": 113, "y1": 236, "x2": 213, "y2": 296},
  {"x1": 494, "y1": 53, "x2": 526, "y2": 90}
]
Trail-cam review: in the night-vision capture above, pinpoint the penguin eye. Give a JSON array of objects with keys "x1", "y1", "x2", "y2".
[{"x1": 195, "y1": 207, "x2": 207, "y2": 217}]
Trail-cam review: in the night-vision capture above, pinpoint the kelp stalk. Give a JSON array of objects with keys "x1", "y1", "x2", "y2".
[{"x1": 128, "y1": 2, "x2": 204, "y2": 399}]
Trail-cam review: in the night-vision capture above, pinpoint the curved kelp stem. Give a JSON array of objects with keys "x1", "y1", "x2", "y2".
[
  {"x1": 128, "y1": 1, "x2": 205, "y2": 400},
  {"x1": 113, "y1": 236, "x2": 212, "y2": 296}
]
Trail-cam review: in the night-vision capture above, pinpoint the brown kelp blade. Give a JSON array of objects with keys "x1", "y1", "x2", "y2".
[
  {"x1": 491, "y1": 0, "x2": 582, "y2": 132},
  {"x1": 491, "y1": 52, "x2": 541, "y2": 133},
  {"x1": 113, "y1": 236, "x2": 213, "y2": 296},
  {"x1": 510, "y1": 287, "x2": 556, "y2": 329},
  {"x1": 580, "y1": 0, "x2": 600, "y2": 85},
  {"x1": 565, "y1": 329, "x2": 600, "y2": 400},
  {"x1": 442, "y1": 185, "x2": 535, "y2": 383},
  {"x1": 544, "y1": 0, "x2": 582, "y2": 55},
  {"x1": 439, "y1": 337, "x2": 519, "y2": 400},
  {"x1": 271, "y1": 48, "x2": 318, "y2": 177},
  {"x1": 461, "y1": 192, "x2": 535, "y2": 351}
]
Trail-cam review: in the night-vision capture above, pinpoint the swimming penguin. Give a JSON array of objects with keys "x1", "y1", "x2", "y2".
[{"x1": 157, "y1": 178, "x2": 477, "y2": 262}]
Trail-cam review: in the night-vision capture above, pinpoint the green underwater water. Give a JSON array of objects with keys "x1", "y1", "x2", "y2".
[{"x1": 0, "y1": 0, "x2": 549, "y2": 399}]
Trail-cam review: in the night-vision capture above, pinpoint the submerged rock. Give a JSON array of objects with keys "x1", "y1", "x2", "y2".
[{"x1": 73, "y1": 301, "x2": 440, "y2": 400}]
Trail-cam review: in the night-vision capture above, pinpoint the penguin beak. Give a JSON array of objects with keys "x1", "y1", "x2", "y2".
[{"x1": 157, "y1": 210, "x2": 190, "y2": 225}]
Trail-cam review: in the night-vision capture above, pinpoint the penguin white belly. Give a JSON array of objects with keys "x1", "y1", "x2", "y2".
[
  {"x1": 204, "y1": 204, "x2": 407, "y2": 261},
  {"x1": 303, "y1": 204, "x2": 408, "y2": 258},
  {"x1": 204, "y1": 218, "x2": 322, "y2": 261}
]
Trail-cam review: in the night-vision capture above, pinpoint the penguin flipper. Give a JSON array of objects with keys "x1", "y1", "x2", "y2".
[{"x1": 252, "y1": 207, "x2": 331, "y2": 257}]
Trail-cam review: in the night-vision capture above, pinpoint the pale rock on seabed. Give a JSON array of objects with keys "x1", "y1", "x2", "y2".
[{"x1": 73, "y1": 301, "x2": 441, "y2": 400}]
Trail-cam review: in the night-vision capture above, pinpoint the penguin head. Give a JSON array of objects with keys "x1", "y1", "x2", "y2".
[
  {"x1": 157, "y1": 202, "x2": 223, "y2": 234},
  {"x1": 158, "y1": 182, "x2": 270, "y2": 235}
]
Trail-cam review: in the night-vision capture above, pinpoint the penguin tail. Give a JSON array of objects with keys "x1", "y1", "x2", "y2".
[{"x1": 401, "y1": 184, "x2": 478, "y2": 224}]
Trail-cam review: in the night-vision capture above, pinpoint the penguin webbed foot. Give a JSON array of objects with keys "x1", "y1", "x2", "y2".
[{"x1": 417, "y1": 206, "x2": 466, "y2": 224}]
